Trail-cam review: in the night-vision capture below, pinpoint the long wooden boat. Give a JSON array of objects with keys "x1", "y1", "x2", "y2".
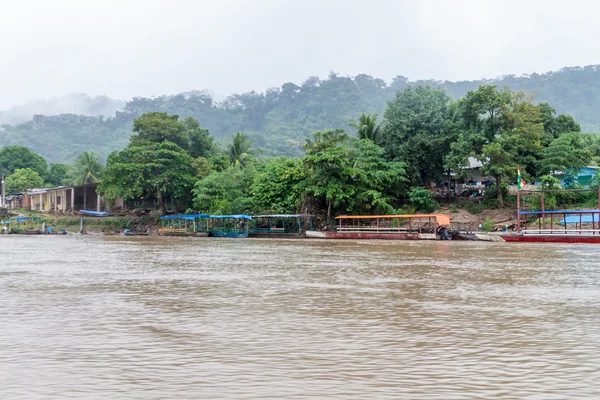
[
  {"x1": 501, "y1": 209, "x2": 600, "y2": 243},
  {"x1": 207, "y1": 214, "x2": 252, "y2": 238},
  {"x1": 306, "y1": 214, "x2": 451, "y2": 240},
  {"x1": 158, "y1": 214, "x2": 210, "y2": 237}
]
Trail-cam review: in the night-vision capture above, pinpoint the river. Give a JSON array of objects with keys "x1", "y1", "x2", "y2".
[{"x1": 1, "y1": 236, "x2": 599, "y2": 399}]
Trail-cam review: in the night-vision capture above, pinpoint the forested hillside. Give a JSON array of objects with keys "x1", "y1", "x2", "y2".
[{"x1": 1, "y1": 65, "x2": 599, "y2": 163}]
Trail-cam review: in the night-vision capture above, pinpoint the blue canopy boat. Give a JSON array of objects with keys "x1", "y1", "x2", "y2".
[
  {"x1": 158, "y1": 214, "x2": 210, "y2": 237},
  {"x1": 207, "y1": 215, "x2": 252, "y2": 238}
]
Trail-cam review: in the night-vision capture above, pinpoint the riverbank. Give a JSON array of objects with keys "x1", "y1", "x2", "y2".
[{"x1": 7, "y1": 206, "x2": 518, "y2": 236}]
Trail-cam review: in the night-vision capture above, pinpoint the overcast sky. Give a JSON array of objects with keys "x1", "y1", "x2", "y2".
[{"x1": 2, "y1": 0, "x2": 599, "y2": 109}]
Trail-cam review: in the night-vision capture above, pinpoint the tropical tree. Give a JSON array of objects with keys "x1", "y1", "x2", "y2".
[
  {"x1": 100, "y1": 142, "x2": 198, "y2": 213},
  {"x1": 129, "y1": 112, "x2": 216, "y2": 158},
  {"x1": 0, "y1": 146, "x2": 47, "y2": 178},
  {"x1": 5, "y1": 168, "x2": 44, "y2": 193},
  {"x1": 70, "y1": 151, "x2": 103, "y2": 185},
  {"x1": 251, "y1": 157, "x2": 306, "y2": 213},
  {"x1": 537, "y1": 133, "x2": 591, "y2": 176},
  {"x1": 380, "y1": 86, "x2": 452, "y2": 186},
  {"x1": 192, "y1": 166, "x2": 257, "y2": 214},
  {"x1": 349, "y1": 113, "x2": 381, "y2": 143},
  {"x1": 350, "y1": 139, "x2": 407, "y2": 213},
  {"x1": 227, "y1": 132, "x2": 261, "y2": 167},
  {"x1": 46, "y1": 163, "x2": 70, "y2": 186},
  {"x1": 303, "y1": 129, "x2": 356, "y2": 218}
]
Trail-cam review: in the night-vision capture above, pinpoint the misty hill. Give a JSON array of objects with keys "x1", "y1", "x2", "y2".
[
  {"x1": 1, "y1": 65, "x2": 599, "y2": 163},
  {"x1": 0, "y1": 93, "x2": 125, "y2": 126}
]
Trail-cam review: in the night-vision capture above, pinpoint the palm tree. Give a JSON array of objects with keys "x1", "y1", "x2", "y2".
[
  {"x1": 227, "y1": 132, "x2": 261, "y2": 167},
  {"x1": 70, "y1": 151, "x2": 103, "y2": 185},
  {"x1": 349, "y1": 113, "x2": 381, "y2": 143}
]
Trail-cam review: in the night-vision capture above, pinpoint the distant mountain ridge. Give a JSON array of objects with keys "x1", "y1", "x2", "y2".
[
  {"x1": 1, "y1": 65, "x2": 599, "y2": 163},
  {"x1": 0, "y1": 93, "x2": 125, "y2": 125}
]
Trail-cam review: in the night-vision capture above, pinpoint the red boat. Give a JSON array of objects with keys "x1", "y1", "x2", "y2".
[
  {"x1": 501, "y1": 209, "x2": 600, "y2": 243},
  {"x1": 306, "y1": 214, "x2": 451, "y2": 240}
]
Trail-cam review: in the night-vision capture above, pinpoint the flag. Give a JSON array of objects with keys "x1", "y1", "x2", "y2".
[{"x1": 517, "y1": 167, "x2": 525, "y2": 190}]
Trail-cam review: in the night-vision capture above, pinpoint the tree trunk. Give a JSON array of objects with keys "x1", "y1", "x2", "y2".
[
  {"x1": 327, "y1": 198, "x2": 332, "y2": 219},
  {"x1": 495, "y1": 174, "x2": 504, "y2": 207},
  {"x1": 446, "y1": 169, "x2": 451, "y2": 199},
  {"x1": 157, "y1": 188, "x2": 166, "y2": 215}
]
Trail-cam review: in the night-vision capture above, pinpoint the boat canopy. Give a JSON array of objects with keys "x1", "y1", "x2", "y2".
[
  {"x1": 336, "y1": 214, "x2": 450, "y2": 226},
  {"x1": 518, "y1": 209, "x2": 600, "y2": 215},
  {"x1": 209, "y1": 214, "x2": 253, "y2": 220},
  {"x1": 160, "y1": 214, "x2": 209, "y2": 220},
  {"x1": 253, "y1": 214, "x2": 311, "y2": 218}
]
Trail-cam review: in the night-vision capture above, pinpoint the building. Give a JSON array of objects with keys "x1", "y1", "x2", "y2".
[{"x1": 21, "y1": 183, "x2": 123, "y2": 213}]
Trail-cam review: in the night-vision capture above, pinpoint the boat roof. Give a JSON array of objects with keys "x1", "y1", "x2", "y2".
[
  {"x1": 336, "y1": 214, "x2": 450, "y2": 225},
  {"x1": 209, "y1": 214, "x2": 253, "y2": 220},
  {"x1": 160, "y1": 214, "x2": 210, "y2": 220},
  {"x1": 253, "y1": 214, "x2": 311, "y2": 218},
  {"x1": 518, "y1": 209, "x2": 600, "y2": 215},
  {"x1": 336, "y1": 214, "x2": 445, "y2": 219}
]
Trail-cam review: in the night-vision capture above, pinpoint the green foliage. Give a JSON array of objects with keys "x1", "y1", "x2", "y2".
[
  {"x1": 227, "y1": 132, "x2": 261, "y2": 167},
  {"x1": 68, "y1": 151, "x2": 103, "y2": 185},
  {"x1": 130, "y1": 112, "x2": 216, "y2": 158},
  {"x1": 482, "y1": 184, "x2": 508, "y2": 208},
  {"x1": 46, "y1": 163, "x2": 70, "y2": 186},
  {"x1": 381, "y1": 86, "x2": 453, "y2": 186},
  {"x1": 464, "y1": 201, "x2": 485, "y2": 214},
  {"x1": 251, "y1": 158, "x2": 305, "y2": 213},
  {"x1": 192, "y1": 166, "x2": 256, "y2": 214},
  {"x1": 482, "y1": 217, "x2": 494, "y2": 232},
  {"x1": 2, "y1": 67, "x2": 600, "y2": 164},
  {"x1": 408, "y1": 187, "x2": 438, "y2": 213},
  {"x1": 537, "y1": 132, "x2": 591, "y2": 176},
  {"x1": 0, "y1": 146, "x2": 47, "y2": 177},
  {"x1": 349, "y1": 113, "x2": 381, "y2": 143},
  {"x1": 5, "y1": 168, "x2": 44, "y2": 193},
  {"x1": 527, "y1": 194, "x2": 557, "y2": 211},
  {"x1": 100, "y1": 142, "x2": 198, "y2": 212},
  {"x1": 303, "y1": 129, "x2": 354, "y2": 217}
]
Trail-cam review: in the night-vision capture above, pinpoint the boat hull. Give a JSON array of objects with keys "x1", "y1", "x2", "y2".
[
  {"x1": 501, "y1": 235, "x2": 600, "y2": 243},
  {"x1": 209, "y1": 232, "x2": 249, "y2": 238},
  {"x1": 305, "y1": 231, "x2": 437, "y2": 240},
  {"x1": 157, "y1": 232, "x2": 209, "y2": 237}
]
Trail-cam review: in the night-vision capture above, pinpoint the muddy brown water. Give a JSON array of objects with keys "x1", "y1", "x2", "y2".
[{"x1": 1, "y1": 235, "x2": 599, "y2": 399}]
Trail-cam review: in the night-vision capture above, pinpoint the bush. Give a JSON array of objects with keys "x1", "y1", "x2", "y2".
[
  {"x1": 527, "y1": 194, "x2": 557, "y2": 211},
  {"x1": 408, "y1": 187, "x2": 438, "y2": 213},
  {"x1": 483, "y1": 184, "x2": 508, "y2": 208},
  {"x1": 464, "y1": 201, "x2": 485, "y2": 214},
  {"x1": 482, "y1": 217, "x2": 494, "y2": 232}
]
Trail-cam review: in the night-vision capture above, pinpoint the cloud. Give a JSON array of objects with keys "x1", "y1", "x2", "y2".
[{"x1": 1, "y1": 0, "x2": 599, "y2": 109}]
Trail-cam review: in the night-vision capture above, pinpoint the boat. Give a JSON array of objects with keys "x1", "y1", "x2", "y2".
[
  {"x1": 501, "y1": 209, "x2": 600, "y2": 243},
  {"x1": 207, "y1": 215, "x2": 252, "y2": 238},
  {"x1": 26, "y1": 229, "x2": 42, "y2": 235},
  {"x1": 158, "y1": 214, "x2": 210, "y2": 237},
  {"x1": 249, "y1": 214, "x2": 314, "y2": 238},
  {"x1": 306, "y1": 214, "x2": 451, "y2": 240}
]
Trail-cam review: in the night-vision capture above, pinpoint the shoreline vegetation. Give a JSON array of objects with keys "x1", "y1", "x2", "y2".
[{"x1": 2, "y1": 84, "x2": 600, "y2": 229}]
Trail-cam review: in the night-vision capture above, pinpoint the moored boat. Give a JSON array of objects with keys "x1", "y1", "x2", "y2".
[
  {"x1": 306, "y1": 214, "x2": 451, "y2": 240},
  {"x1": 158, "y1": 214, "x2": 210, "y2": 237},
  {"x1": 501, "y1": 209, "x2": 600, "y2": 243},
  {"x1": 207, "y1": 215, "x2": 252, "y2": 238}
]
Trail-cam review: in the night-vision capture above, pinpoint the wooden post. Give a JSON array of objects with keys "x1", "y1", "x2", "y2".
[
  {"x1": 579, "y1": 213, "x2": 582, "y2": 235},
  {"x1": 516, "y1": 190, "x2": 521, "y2": 233},
  {"x1": 541, "y1": 192, "x2": 545, "y2": 231}
]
